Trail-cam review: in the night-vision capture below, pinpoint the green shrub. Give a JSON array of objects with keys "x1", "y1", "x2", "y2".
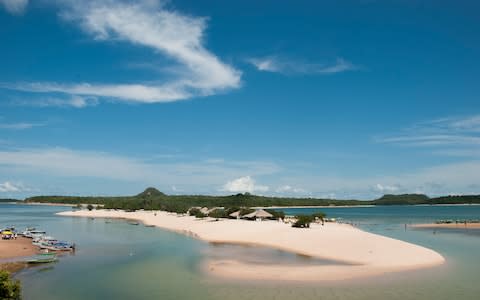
[
  {"x1": 209, "y1": 209, "x2": 228, "y2": 219},
  {"x1": 87, "y1": 204, "x2": 94, "y2": 211},
  {"x1": 0, "y1": 270, "x2": 21, "y2": 300},
  {"x1": 266, "y1": 209, "x2": 285, "y2": 220},
  {"x1": 292, "y1": 215, "x2": 314, "y2": 228},
  {"x1": 188, "y1": 208, "x2": 206, "y2": 218}
]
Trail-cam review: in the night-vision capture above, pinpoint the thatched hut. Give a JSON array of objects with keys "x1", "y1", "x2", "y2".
[{"x1": 242, "y1": 209, "x2": 273, "y2": 220}]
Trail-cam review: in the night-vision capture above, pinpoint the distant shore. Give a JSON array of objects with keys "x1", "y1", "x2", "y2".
[
  {"x1": 58, "y1": 209, "x2": 445, "y2": 282},
  {"x1": 16, "y1": 202, "x2": 76, "y2": 207},
  {"x1": 412, "y1": 223, "x2": 480, "y2": 229}
]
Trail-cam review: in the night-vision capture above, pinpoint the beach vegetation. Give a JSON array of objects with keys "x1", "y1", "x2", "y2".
[
  {"x1": 312, "y1": 212, "x2": 326, "y2": 224},
  {"x1": 188, "y1": 208, "x2": 206, "y2": 218},
  {"x1": 87, "y1": 204, "x2": 93, "y2": 211},
  {"x1": 0, "y1": 270, "x2": 21, "y2": 300},
  {"x1": 265, "y1": 209, "x2": 285, "y2": 220},
  {"x1": 292, "y1": 215, "x2": 315, "y2": 228},
  {"x1": 209, "y1": 209, "x2": 228, "y2": 219}
]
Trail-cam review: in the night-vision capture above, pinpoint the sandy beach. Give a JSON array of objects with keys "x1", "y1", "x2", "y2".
[
  {"x1": 0, "y1": 237, "x2": 37, "y2": 260},
  {"x1": 58, "y1": 209, "x2": 445, "y2": 281}
]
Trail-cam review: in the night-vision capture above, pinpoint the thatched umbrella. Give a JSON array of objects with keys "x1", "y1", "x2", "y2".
[
  {"x1": 229, "y1": 210, "x2": 241, "y2": 218},
  {"x1": 243, "y1": 209, "x2": 273, "y2": 220}
]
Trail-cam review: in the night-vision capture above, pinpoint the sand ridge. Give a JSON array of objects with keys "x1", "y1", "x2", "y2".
[{"x1": 57, "y1": 209, "x2": 445, "y2": 281}]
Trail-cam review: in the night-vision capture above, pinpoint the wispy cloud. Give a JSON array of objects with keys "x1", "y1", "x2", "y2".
[
  {"x1": 0, "y1": 147, "x2": 279, "y2": 193},
  {"x1": 275, "y1": 184, "x2": 307, "y2": 194},
  {"x1": 0, "y1": 0, "x2": 28, "y2": 15},
  {"x1": 2, "y1": 0, "x2": 241, "y2": 105},
  {"x1": 377, "y1": 115, "x2": 480, "y2": 154},
  {"x1": 6, "y1": 95, "x2": 99, "y2": 108},
  {"x1": 0, "y1": 181, "x2": 28, "y2": 193},
  {"x1": 247, "y1": 56, "x2": 357, "y2": 75},
  {"x1": 0, "y1": 122, "x2": 44, "y2": 130}
]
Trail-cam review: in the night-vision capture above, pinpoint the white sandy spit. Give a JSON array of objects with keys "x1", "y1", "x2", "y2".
[{"x1": 57, "y1": 209, "x2": 445, "y2": 282}]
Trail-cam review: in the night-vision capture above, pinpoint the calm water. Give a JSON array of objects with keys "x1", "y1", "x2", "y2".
[{"x1": 1, "y1": 203, "x2": 480, "y2": 300}]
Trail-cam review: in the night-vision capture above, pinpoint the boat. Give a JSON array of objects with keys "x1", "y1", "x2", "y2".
[
  {"x1": 26, "y1": 254, "x2": 58, "y2": 264},
  {"x1": 128, "y1": 221, "x2": 140, "y2": 225},
  {"x1": 39, "y1": 241, "x2": 76, "y2": 251},
  {"x1": 32, "y1": 236, "x2": 58, "y2": 246},
  {"x1": 23, "y1": 230, "x2": 47, "y2": 238}
]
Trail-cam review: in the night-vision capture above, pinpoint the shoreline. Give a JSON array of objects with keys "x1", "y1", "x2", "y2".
[
  {"x1": 57, "y1": 209, "x2": 445, "y2": 282},
  {"x1": 0, "y1": 237, "x2": 38, "y2": 273}
]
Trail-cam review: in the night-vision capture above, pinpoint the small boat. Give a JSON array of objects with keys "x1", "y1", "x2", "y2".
[
  {"x1": 26, "y1": 254, "x2": 58, "y2": 264},
  {"x1": 23, "y1": 230, "x2": 47, "y2": 238},
  {"x1": 128, "y1": 221, "x2": 140, "y2": 225},
  {"x1": 32, "y1": 236, "x2": 58, "y2": 246},
  {"x1": 39, "y1": 241, "x2": 76, "y2": 252}
]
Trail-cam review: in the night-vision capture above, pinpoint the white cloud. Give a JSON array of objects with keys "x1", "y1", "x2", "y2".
[
  {"x1": 8, "y1": 95, "x2": 99, "y2": 108},
  {"x1": 0, "y1": 181, "x2": 24, "y2": 192},
  {"x1": 0, "y1": 147, "x2": 279, "y2": 194},
  {"x1": 221, "y1": 176, "x2": 269, "y2": 194},
  {"x1": 0, "y1": 0, "x2": 28, "y2": 15},
  {"x1": 247, "y1": 56, "x2": 356, "y2": 75},
  {"x1": 0, "y1": 122, "x2": 44, "y2": 130},
  {"x1": 3, "y1": 0, "x2": 241, "y2": 104},
  {"x1": 374, "y1": 183, "x2": 399, "y2": 193},
  {"x1": 275, "y1": 185, "x2": 306, "y2": 194}
]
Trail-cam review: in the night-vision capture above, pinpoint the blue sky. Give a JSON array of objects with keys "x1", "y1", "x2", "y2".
[{"x1": 0, "y1": 0, "x2": 479, "y2": 199}]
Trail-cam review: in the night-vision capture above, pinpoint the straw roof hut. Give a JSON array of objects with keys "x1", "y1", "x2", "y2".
[{"x1": 243, "y1": 209, "x2": 273, "y2": 220}]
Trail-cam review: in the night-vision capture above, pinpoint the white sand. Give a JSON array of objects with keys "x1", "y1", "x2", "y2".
[{"x1": 57, "y1": 209, "x2": 445, "y2": 281}]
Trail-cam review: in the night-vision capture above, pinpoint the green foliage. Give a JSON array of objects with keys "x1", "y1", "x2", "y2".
[
  {"x1": 0, "y1": 270, "x2": 21, "y2": 300},
  {"x1": 265, "y1": 209, "x2": 285, "y2": 220},
  {"x1": 87, "y1": 204, "x2": 93, "y2": 211},
  {"x1": 188, "y1": 208, "x2": 206, "y2": 218},
  {"x1": 225, "y1": 207, "x2": 240, "y2": 215},
  {"x1": 209, "y1": 209, "x2": 228, "y2": 219},
  {"x1": 22, "y1": 187, "x2": 480, "y2": 211},
  {"x1": 292, "y1": 215, "x2": 315, "y2": 228}
]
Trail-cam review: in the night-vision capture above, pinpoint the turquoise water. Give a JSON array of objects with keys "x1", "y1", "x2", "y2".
[{"x1": 1, "y1": 203, "x2": 480, "y2": 300}]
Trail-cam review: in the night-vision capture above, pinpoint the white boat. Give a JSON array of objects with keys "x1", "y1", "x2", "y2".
[
  {"x1": 32, "y1": 236, "x2": 57, "y2": 246},
  {"x1": 23, "y1": 229, "x2": 47, "y2": 238}
]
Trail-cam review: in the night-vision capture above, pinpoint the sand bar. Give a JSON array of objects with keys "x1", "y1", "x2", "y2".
[
  {"x1": 413, "y1": 223, "x2": 480, "y2": 229},
  {"x1": 58, "y1": 209, "x2": 445, "y2": 281}
]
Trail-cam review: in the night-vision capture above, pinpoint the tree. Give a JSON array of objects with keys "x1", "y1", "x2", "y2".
[
  {"x1": 188, "y1": 208, "x2": 206, "y2": 218},
  {"x1": 292, "y1": 215, "x2": 314, "y2": 228},
  {"x1": 0, "y1": 270, "x2": 21, "y2": 300},
  {"x1": 87, "y1": 204, "x2": 94, "y2": 211}
]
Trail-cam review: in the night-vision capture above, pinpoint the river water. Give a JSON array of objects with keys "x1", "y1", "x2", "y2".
[{"x1": 1, "y1": 203, "x2": 479, "y2": 300}]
